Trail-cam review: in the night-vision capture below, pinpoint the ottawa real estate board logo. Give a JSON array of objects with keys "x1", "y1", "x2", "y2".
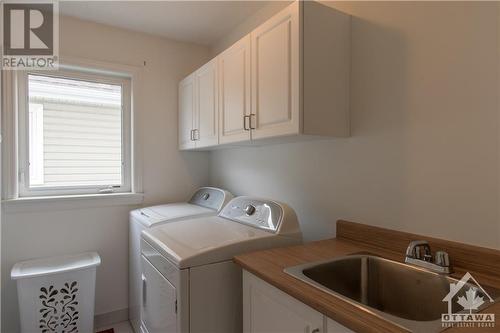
[
  {"x1": 442, "y1": 272, "x2": 496, "y2": 329},
  {"x1": 1, "y1": 0, "x2": 59, "y2": 70}
]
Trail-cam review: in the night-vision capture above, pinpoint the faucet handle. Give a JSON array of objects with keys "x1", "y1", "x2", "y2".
[
  {"x1": 435, "y1": 251, "x2": 450, "y2": 267},
  {"x1": 406, "y1": 240, "x2": 431, "y2": 259},
  {"x1": 405, "y1": 241, "x2": 452, "y2": 274}
]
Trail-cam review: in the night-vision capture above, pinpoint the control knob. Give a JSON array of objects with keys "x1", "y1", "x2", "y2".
[{"x1": 244, "y1": 204, "x2": 256, "y2": 216}]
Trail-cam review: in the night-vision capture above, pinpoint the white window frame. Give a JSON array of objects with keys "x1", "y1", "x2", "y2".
[
  {"x1": 0, "y1": 53, "x2": 147, "y2": 205},
  {"x1": 2, "y1": 57, "x2": 144, "y2": 205},
  {"x1": 28, "y1": 102, "x2": 44, "y2": 186},
  {"x1": 16, "y1": 69, "x2": 132, "y2": 197}
]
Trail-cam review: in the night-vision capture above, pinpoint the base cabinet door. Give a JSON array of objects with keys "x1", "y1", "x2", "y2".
[
  {"x1": 326, "y1": 318, "x2": 355, "y2": 333},
  {"x1": 243, "y1": 270, "x2": 324, "y2": 333}
]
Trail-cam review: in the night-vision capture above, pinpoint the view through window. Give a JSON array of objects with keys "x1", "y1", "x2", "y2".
[{"x1": 27, "y1": 74, "x2": 124, "y2": 189}]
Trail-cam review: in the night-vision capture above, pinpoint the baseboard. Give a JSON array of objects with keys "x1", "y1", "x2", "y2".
[{"x1": 95, "y1": 308, "x2": 129, "y2": 329}]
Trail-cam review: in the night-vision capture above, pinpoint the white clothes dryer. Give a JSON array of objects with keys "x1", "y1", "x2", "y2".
[{"x1": 129, "y1": 187, "x2": 233, "y2": 332}]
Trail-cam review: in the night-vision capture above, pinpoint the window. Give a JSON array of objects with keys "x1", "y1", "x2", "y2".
[{"x1": 17, "y1": 69, "x2": 132, "y2": 197}]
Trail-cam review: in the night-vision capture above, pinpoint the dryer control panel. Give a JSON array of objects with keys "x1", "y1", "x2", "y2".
[
  {"x1": 219, "y1": 197, "x2": 283, "y2": 233},
  {"x1": 189, "y1": 187, "x2": 226, "y2": 211}
]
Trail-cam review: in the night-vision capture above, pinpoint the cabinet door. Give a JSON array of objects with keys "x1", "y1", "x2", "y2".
[
  {"x1": 243, "y1": 270, "x2": 324, "y2": 333},
  {"x1": 195, "y1": 59, "x2": 219, "y2": 148},
  {"x1": 178, "y1": 74, "x2": 195, "y2": 150},
  {"x1": 326, "y1": 318, "x2": 354, "y2": 333},
  {"x1": 251, "y1": 2, "x2": 300, "y2": 140},
  {"x1": 218, "y1": 35, "x2": 251, "y2": 144}
]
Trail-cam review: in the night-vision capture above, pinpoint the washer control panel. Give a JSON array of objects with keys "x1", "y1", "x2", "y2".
[
  {"x1": 220, "y1": 197, "x2": 283, "y2": 232},
  {"x1": 189, "y1": 188, "x2": 225, "y2": 210}
]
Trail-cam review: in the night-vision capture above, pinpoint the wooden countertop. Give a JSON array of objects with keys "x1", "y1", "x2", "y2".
[{"x1": 233, "y1": 221, "x2": 500, "y2": 333}]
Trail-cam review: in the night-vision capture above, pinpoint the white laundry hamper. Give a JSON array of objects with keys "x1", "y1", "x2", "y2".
[{"x1": 11, "y1": 252, "x2": 101, "y2": 333}]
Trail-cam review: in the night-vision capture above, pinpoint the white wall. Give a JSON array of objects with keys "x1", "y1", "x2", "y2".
[
  {"x1": 210, "y1": 1, "x2": 500, "y2": 248},
  {"x1": 2, "y1": 16, "x2": 210, "y2": 332}
]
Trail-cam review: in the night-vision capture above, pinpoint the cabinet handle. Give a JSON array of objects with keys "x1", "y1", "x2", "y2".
[
  {"x1": 190, "y1": 129, "x2": 199, "y2": 141},
  {"x1": 311, "y1": 329, "x2": 320, "y2": 333},
  {"x1": 250, "y1": 114, "x2": 256, "y2": 130},
  {"x1": 243, "y1": 115, "x2": 250, "y2": 131},
  {"x1": 142, "y1": 274, "x2": 147, "y2": 307}
]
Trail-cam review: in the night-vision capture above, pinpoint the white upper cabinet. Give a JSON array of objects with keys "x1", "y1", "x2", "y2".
[
  {"x1": 195, "y1": 59, "x2": 219, "y2": 148},
  {"x1": 251, "y1": 2, "x2": 300, "y2": 140},
  {"x1": 178, "y1": 0, "x2": 350, "y2": 150},
  {"x1": 179, "y1": 60, "x2": 219, "y2": 150},
  {"x1": 178, "y1": 74, "x2": 195, "y2": 150},
  {"x1": 218, "y1": 35, "x2": 252, "y2": 144}
]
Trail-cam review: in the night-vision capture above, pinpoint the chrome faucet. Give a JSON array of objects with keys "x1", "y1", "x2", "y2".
[{"x1": 405, "y1": 240, "x2": 451, "y2": 274}]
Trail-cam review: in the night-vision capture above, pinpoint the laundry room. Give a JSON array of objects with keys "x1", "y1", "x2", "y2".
[{"x1": 1, "y1": 1, "x2": 500, "y2": 333}]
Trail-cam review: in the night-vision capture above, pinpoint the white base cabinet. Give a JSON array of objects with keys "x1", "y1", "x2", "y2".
[
  {"x1": 243, "y1": 270, "x2": 354, "y2": 333},
  {"x1": 326, "y1": 318, "x2": 356, "y2": 333},
  {"x1": 179, "y1": 0, "x2": 350, "y2": 150}
]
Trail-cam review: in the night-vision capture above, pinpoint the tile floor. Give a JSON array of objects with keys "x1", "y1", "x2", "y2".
[{"x1": 96, "y1": 321, "x2": 134, "y2": 333}]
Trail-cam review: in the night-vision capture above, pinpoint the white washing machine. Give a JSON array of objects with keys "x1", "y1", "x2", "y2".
[
  {"x1": 129, "y1": 187, "x2": 233, "y2": 333},
  {"x1": 139, "y1": 196, "x2": 302, "y2": 333}
]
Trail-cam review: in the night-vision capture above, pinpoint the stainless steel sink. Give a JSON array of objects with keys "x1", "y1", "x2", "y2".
[{"x1": 285, "y1": 253, "x2": 500, "y2": 332}]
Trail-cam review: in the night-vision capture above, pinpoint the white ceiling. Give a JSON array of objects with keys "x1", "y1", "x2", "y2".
[{"x1": 60, "y1": 1, "x2": 270, "y2": 46}]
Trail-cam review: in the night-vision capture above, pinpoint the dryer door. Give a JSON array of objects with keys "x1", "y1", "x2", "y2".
[{"x1": 141, "y1": 255, "x2": 178, "y2": 333}]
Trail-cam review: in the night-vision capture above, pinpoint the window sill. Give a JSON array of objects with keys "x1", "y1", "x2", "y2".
[{"x1": 2, "y1": 192, "x2": 144, "y2": 214}]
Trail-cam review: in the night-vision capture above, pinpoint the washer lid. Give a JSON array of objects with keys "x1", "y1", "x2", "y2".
[
  {"x1": 131, "y1": 203, "x2": 215, "y2": 227},
  {"x1": 142, "y1": 216, "x2": 294, "y2": 269}
]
